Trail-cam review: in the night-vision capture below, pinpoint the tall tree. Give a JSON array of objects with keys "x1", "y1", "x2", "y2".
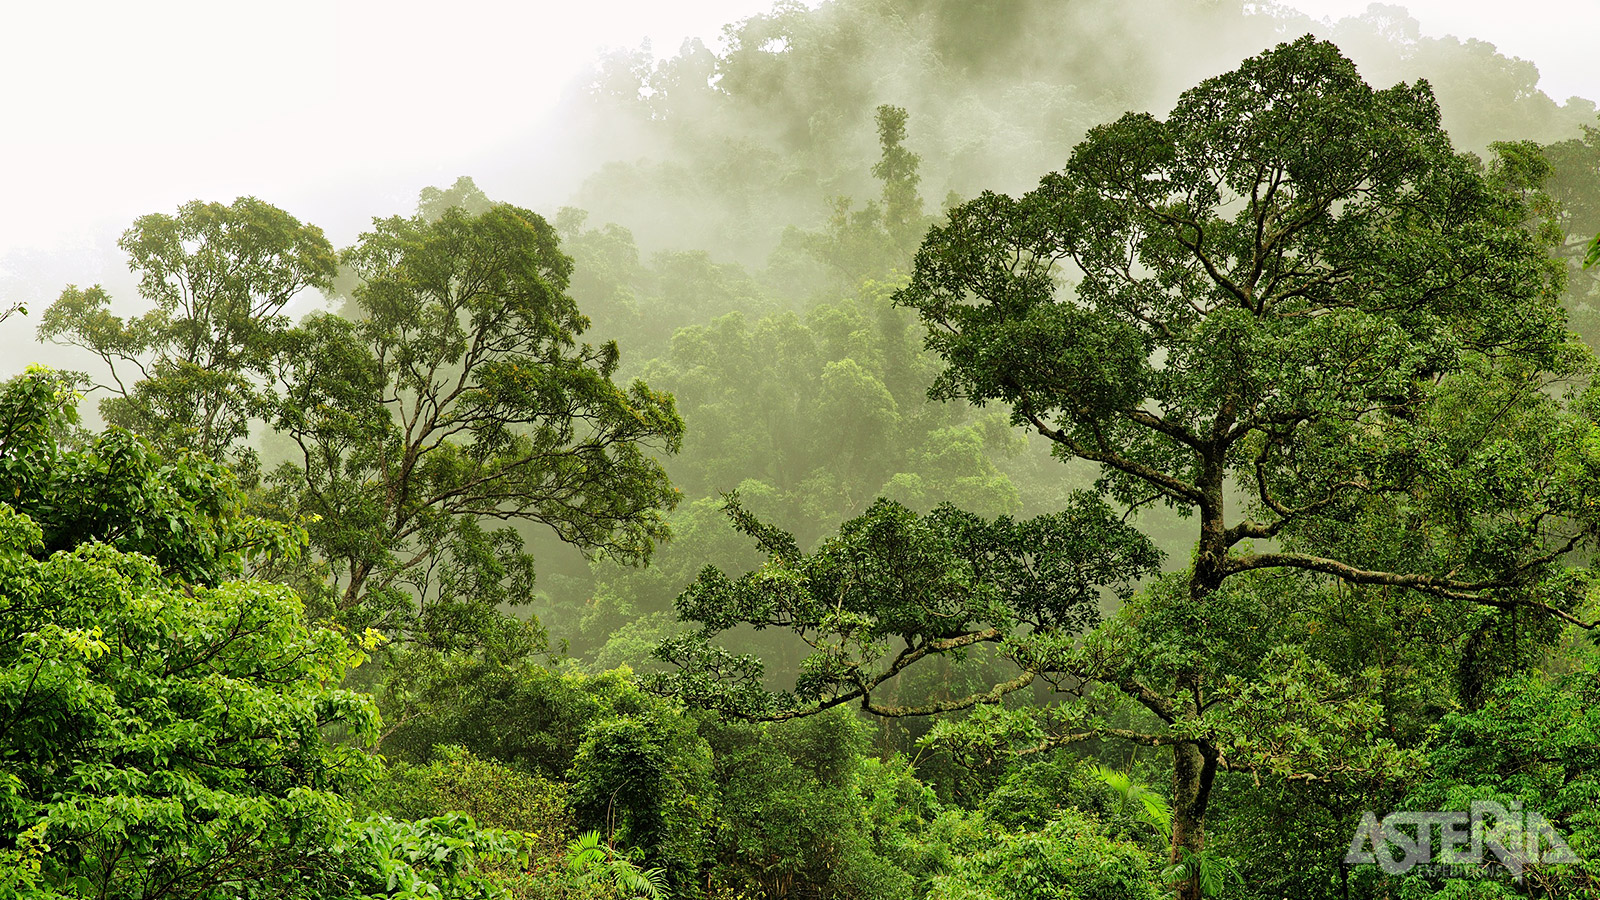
[
  {"x1": 896, "y1": 35, "x2": 1599, "y2": 897},
  {"x1": 871, "y1": 104, "x2": 926, "y2": 253},
  {"x1": 263, "y1": 202, "x2": 684, "y2": 647},
  {"x1": 660, "y1": 37, "x2": 1600, "y2": 900},
  {"x1": 797, "y1": 104, "x2": 936, "y2": 285}
]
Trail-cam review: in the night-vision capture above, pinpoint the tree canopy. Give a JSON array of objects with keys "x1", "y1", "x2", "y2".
[
  {"x1": 38, "y1": 198, "x2": 337, "y2": 468},
  {"x1": 657, "y1": 35, "x2": 1600, "y2": 900},
  {"x1": 653, "y1": 492, "x2": 1159, "y2": 719},
  {"x1": 263, "y1": 201, "x2": 684, "y2": 647},
  {"x1": 39, "y1": 191, "x2": 685, "y2": 651}
]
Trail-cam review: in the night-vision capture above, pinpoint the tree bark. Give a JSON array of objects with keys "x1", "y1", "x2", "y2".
[
  {"x1": 1173, "y1": 473, "x2": 1226, "y2": 900},
  {"x1": 1171, "y1": 738, "x2": 1220, "y2": 900}
]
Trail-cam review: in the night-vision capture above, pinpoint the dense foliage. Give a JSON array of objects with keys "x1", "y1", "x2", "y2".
[{"x1": 0, "y1": 369, "x2": 523, "y2": 899}]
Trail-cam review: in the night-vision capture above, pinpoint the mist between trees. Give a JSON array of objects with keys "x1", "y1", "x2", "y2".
[{"x1": 3, "y1": 2, "x2": 1600, "y2": 899}]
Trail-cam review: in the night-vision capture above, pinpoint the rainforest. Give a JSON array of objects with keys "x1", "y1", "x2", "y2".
[{"x1": 2, "y1": 2, "x2": 1599, "y2": 899}]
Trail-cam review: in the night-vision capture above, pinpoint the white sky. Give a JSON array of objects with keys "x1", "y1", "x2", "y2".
[
  {"x1": 1288, "y1": 0, "x2": 1597, "y2": 103},
  {"x1": 0, "y1": 0, "x2": 1594, "y2": 263},
  {"x1": 0, "y1": 0, "x2": 785, "y2": 257}
]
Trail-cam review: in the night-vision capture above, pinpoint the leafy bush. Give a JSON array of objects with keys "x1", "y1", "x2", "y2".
[
  {"x1": 926, "y1": 810, "x2": 1163, "y2": 900},
  {"x1": 0, "y1": 368, "x2": 524, "y2": 899}
]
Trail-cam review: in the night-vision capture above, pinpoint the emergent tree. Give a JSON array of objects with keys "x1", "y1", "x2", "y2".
[
  {"x1": 900, "y1": 34, "x2": 1600, "y2": 895},
  {"x1": 658, "y1": 37, "x2": 1600, "y2": 900}
]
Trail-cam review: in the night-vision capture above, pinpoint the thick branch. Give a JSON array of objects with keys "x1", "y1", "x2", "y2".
[
  {"x1": 1018, "y1": 404, "x2": 1204, "y2": 506},
  {"x1": 863, "y1": 670, "x2": 1037, "y2": 717},
  {"x1": 1227, "y1": 551, "x2": 1598, "y2": 628},
  {"x1": 1015, "y1": 726, "x2": 1186, "y2": 757}
]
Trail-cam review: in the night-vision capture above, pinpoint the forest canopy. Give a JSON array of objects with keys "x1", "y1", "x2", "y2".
[{"x1": 4, "y1": 3, "x2": 1600, "y2": 900}]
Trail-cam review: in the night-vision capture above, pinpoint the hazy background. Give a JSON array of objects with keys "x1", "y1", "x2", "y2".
[{"x1": 2, "y1": 0, "x2": 1595, "y2": 373}]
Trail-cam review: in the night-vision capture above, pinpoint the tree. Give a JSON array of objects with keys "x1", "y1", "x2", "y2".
[
  {"x1": 418, "y1": 175, "x2": 496, "y2": 222},
  {"x1": 660, "y1": 37, "x2": 1600, "y2": 900},
  {"x1": 793, "y1": 104, "x2": 936, "y2": 286},
  {"x1": 693, "y1": 709, "x2": 949, "y2": 900},
  {"x1": 265, "y1": 199, "x2": 683, "y2": 648},
  {"x1": 37, "y1": 197, "x2": 337, "y2": 468},
  {"x1": 567, "y1": 709, "x2": 712, "y2": 893},
  {"x1": 1395, "y1": 653, "x2": 1600, "y2": 897},
  {"x1": 1542, "y1": 119, "x2": 1600, "y2": 273},
  {"x1": 0, "y1": 365, "x2": 312, "y2": 588},
  {"x1": 895, "y1": 34, "x2": 1600, "y2": 897},
  {"x1": 37, "y1": 189, "x2": 681, "y2": 651},
  {"x1": 871, "y1": 104, "x2": 926, "y2": 253}
]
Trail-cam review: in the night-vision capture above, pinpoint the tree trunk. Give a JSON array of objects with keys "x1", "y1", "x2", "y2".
[
  {"x1": 1171, "y1": 738, "x2": 1219, "y2": 900},
  {"x1": 340, "y1": 560, "x2": 373, "y2": 611},
  {"x1": 1173, "y1": 488, "x2": 1226, "y2": 899}
]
